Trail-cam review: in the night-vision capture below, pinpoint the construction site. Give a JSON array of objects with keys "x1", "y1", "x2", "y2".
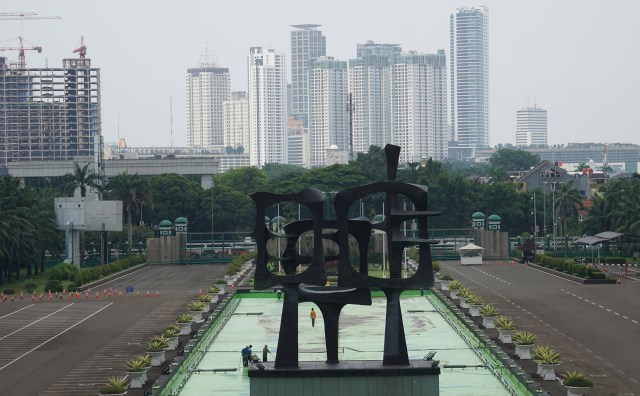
[{"x1": 0, "y1": 12, "x2": 101, "y2": 165}]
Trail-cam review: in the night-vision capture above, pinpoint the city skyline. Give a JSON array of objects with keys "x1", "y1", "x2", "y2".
[{"x1": 1, "y1": 1, "x2": 638, "y2": 148}]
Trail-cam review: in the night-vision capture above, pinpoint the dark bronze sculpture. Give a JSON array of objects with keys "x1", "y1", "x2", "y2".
[{"x1": 250, "y1": 144, "x2": 439, "y2": 368}]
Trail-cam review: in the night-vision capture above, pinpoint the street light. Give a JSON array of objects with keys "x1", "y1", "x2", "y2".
[
  {"x1": 542, "y1": 181, "x2": 548, "y2": 236},
  {"x1": 531, "y1": 192, "x2": 537, "y2": 238}
]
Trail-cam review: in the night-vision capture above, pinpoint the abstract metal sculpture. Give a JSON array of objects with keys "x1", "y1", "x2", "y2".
[{"x1": 250, "y1": 144, "x2": 440, "y2": 368}]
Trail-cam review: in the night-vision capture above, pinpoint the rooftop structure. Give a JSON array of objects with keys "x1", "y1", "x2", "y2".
[{"x1": 516, "y1": 106, "x2": 547, "y2": 147}]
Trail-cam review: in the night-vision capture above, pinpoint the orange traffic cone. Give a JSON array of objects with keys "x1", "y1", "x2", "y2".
[
  {"x1": 155, "y1": 290, "x2": 159, "y2": 298},
  {"x1": 95, "y1": 292, "x2": 100, "y2": 299},
  {"x1": 146, "y1": 290, "x2": 149, "y2": 298},
  {"x1": 32, "y1": 293, "x2": 36, "y2": 302},
  {"x1": 20, "y1": 291, "x2": 24, "y2": 300},
  {"x1": 118, "y1": 291, "x2": 123, "y2": 298},
  {"x1": 198, "y1": 289, "x2": 202, "y2": 296},
  {"x1": 10, "y1": 295, "x2": 14, "y2": 303}
]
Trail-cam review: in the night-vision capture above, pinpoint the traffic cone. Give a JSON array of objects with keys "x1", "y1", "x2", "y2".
[
  {"x1": 95, "y1": 292, "x2": 100, "y2": 299},
  {"x1": 1, "y1": 294, "x2": 4, "y2": 303},
  {"x1": 108, "y1": 290, "x2": 112, "y2": 298},
  {"x1": 10, "y1": 295, "x2": 14, "y2": 303},
  {"x1": 155, "y1": 290, "x2": 159, "y2": 298},
  {"x1": 86, "y1": 292, "x2": 90, "y2": 299},
  {"x1": 198, "y1": 289, "x2": 202, "y2": 296},
  {"x1": 32, "y1": 293, "x2": 36, "y2": 302},
  {"x1": 146, "y1": 290, "x2": 149, "y2": 298},
  {"x1": 76, "y1": 292, "x2": 80, "y2": 299},
  {"x1": 118, "y1": 291, "x2": 123, "y2": 298},
  {"x1": 48, "y1": 290, "x2": 53, "y2": 301},
  {"x1": 20, "y1": 291, "x2": 24, "y2": 300},
  {"x1": 69, "y1": 292, "x2": 73, "y2": 300},
  {"x1": 136, "y1": 291, "x2": 140, "y2": 297},
  {"x1": 40, "y1": 293, "x2": 44, "y2": 301},
  {"x1": 103, "y1": 289, "x2": 107, "y2": 297}
]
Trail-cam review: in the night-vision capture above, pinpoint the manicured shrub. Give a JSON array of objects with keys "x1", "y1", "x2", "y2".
[
  {"x1": 48, "y1": 263, "x2": 79, "y2": 281},
  {"x1": 44, "y1": 280, "x2": 64, "y2": 293},
  {"x1": 24, "y1": 280, "x2": 38, "y2": 293}
]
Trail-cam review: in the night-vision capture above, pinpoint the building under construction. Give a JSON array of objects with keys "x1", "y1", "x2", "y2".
[{"x1": 0, "y1": 55, "x2": 101, "y2": 165}]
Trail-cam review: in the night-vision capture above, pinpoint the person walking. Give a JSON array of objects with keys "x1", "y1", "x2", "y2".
[
  {"x1": 263, "y1": 345, "x2": 270, "y2": 362},
  {"x1": 310, "y1": 307, "x2": 317, "y2": 327},
  {"x1": 241, "y1": 345, "x2": 249, "y2": 367}
]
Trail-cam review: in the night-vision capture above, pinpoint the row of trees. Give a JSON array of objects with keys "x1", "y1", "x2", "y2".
[{"x1": 2, "y1": 147, "x2": 633, "y2": 285}]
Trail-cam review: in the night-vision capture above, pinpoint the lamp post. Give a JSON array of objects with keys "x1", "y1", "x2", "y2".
[
  {"x1": 552, "y1": 182, "x2": 557, "y2": 253},
  {"x1": 542, "y1": 181, "x2": 548, "y2": 236},
  {"x1": 531, "y1": 192, "x2": 537, "y2": 239}
]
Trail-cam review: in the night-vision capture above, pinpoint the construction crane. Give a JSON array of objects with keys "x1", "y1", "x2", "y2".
[
  {"x1": 0, "y1": 12, "x2": 61, "y2": 20},
  {"x1": 73, "y1": 36, "x2": 87, "y2": 58},
  {"x1": 0, "y1": 36, "x2": 42, "y2": 68}
]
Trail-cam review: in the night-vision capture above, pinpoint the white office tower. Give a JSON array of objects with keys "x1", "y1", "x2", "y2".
[
  {"x1": 309, "y1": 57, "x2": 349, "y2": 166},
  {"x1": 391, "y1": 50, "x2": 448, "y2": 162},
  {"x1": 450, "y1": 6, "x2": 489, "y2": 148},
  {"x1": 290, "y1": 24, "x2": 326, "y2": 126},
  {"x1": 248, "y1": 47, "x2": 288, "y2": 167},
  {"x1": 515, "y1": 106, "x2": 547, "y2": 146},
  {"x1": 186, "y1": 46, "x2": 230, "y2": 147},
  {"x1": 223, "y1": 91, "x2": 249, "y2": 149},
  {"x1": 348, "y1": 49, "x2": 396, "y2": 156}
]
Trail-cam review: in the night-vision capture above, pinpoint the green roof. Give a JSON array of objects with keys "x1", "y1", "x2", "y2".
[
  {"x1": 472, "y1": 212, "x2": 486, "y2": 219},
  {"x1": 159, "y1": 220, "x2": 173, "y2": 227},
  {"x1": 175, "y1": 217, "x2": 188, "y2": 224},
  {"x1": 487, "y1": 214, "x2": 501, "y2": 221}
]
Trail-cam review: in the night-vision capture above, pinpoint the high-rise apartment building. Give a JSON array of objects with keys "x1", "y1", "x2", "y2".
[
  {"x1": 248, "y1": 47, "x2": 288, "y2": 167},
  {"x1": 287, "y1": 116, "x2": 309, "y2": 167},
  {"x1": 391, "y1": 50, "x2": 448, "y2": 162},
  {"x1": 0, "y1": 56, "x2": 101, "y2": 165},
  {"x1": 186, "y1": 47, "x2": 230, "y2": 147},
  {"x1": 348, "y1": 49, "x2": 395, "y2": 155},
  {"x1": 223, "y1": 91, "x2": 249, "y2": 149},
  {"x1": 357, "y1": 40, "x2": 402, "y2": 58},
  {"x1": 515, "y1": 106, "x2": 547, "y2": 146},
  {"x1": 290, "y1": 24, "x2": 326, "y2": 126},
  {"x1": 309, "y1": 56, "x2": 349, "y2": 167},
  {"x1": 450, "y1": 6, "x2": 489, "y2": 148}
]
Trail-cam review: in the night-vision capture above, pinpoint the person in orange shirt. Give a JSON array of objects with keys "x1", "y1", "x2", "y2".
[{"x1": 310, "y1": 307, "x2": 317, "y2": 327}]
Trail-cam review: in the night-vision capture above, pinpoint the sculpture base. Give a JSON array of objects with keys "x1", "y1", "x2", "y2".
[{"x1": 248, "y1": 360, "x2": 440, "y2": 396}]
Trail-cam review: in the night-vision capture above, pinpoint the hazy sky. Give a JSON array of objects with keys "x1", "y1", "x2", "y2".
[{"x1": 2, "y1": 1, "x2": 639, "y2": 148}]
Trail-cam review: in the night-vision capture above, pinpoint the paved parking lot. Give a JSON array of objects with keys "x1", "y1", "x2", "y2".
[
  {"x1": 441, "y1": 260, "x2": 640, "y2": 395},
  {"x1": 0, "y1": 264, "x2": 227, "y2": 396}
]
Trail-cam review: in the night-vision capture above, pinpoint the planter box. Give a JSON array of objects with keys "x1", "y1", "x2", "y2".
[
  {"x1": 178, "y1": 322, "x2": 192, "y2": 335},
  {"x1": 468, "y1": 304, "x2": 483, "y2": 317},
  {"x1": 189, "y1": 310, "x2": 202, "y2": 322},
  {"x1": 127, "y1": 371, "x2": 146, "y2": 388},
  {"x1": 201, "y1": 303, "x2": 210, "y2": 312},
  {"x1": 515, "y1": 344, "x2": 533, "y2": 359},
  {"x1": 440, "y1": 281, "x2": 450, "y2": 291},
  {"x1": 166, "y1": 336, "x2": 179, "y2": 350},
  {"x1": 481, "y1": 316, "x2": 495, "y2": 329},
  {"x1": 538, "y1": 363, "x2": 559, "y2": 380},
  {"x1": 566, "y1": 386, "x2": 591, "y2": 396},
  {"x1": 459, "y1": 299, "x2": 469, "y2": 309},
  {"x1": 217, "y1": 285, "x2": 226, "y2": 294},
  {"x1": 498, "y1": 329, "x2": 515, "y2": 344},
  {"x1": 148, "y1": 350, "x2": 165, "y2": 367},
  {"x1": 211, "y1": 295, "x2": 219, "y2": 304},
  {"x1": 449, "y1": 290, "x2": 458, "y2": 299}
]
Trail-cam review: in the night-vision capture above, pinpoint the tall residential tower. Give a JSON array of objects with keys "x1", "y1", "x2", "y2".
[
  {"x1": 186, "y1": 47, "x2": 230, "y2": 147},
  {"x1": 290, "y1": 24, "x2": 326, "y2": 126},
  {"x1": 248, "y1": 47, "x2": 288, "y2": 167},
  {"x1": 450, "y1": 6, "x2": 489, "y2": 148}
]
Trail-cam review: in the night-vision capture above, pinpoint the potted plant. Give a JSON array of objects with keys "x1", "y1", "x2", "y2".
[
  {"x1": 187, "y1": 301, "x2": 205, "y2": 321},
  {"x1": 146, "y1": 336, "x2": 169, "y2": 366},
  {"x1": 200, "y1": 291, "x2": 218, "y2": 304},
  {"x1": 197, "y1": 294, "x2": 213, "y2": 311},
  {"x1": 512, "y1": 331, "x2": 537, "y2": 359},
  {"x1": 208, "y1": 285, "x2": 220, "y2": 294},
  {"x1": 99, "y1": 376, "x2": 129, "y2": 395},
  {"x1": 214, "y1": 278, "x2": 226, "y2": 293},
  {"x1": 176, "y1": 313, "x2": 194, "y2": 335},
  {"x1": 125, "y1": 357, "x2": 148, "y2": 388},
  {"x1": 480, "y1": 304, "x2": 499, "y2": 328},
  {"x1": 466, "y1": 294, "x2": 485, "y2": 316},
  {"x1": 532, "y1": 345, "x2": 562, "y2": 380},
  {"x1": 494, "y1": 315, "x2": 517, "y2": 344},
  {"x1": 447, "y1": 280, "x2": 462, "y2": 299},
  {"x1": 132, "y1": 354, "x2": 151, "y2": 383},
  {"x1": 561, "y1": 370, "x2": 593, "y2": 396},
  {"x1": 457, "y1": 287, "x2": 472, "y2": 308},
  {"x1": 439, "y1": 274, "x2": 453, "y2": 290},
  {"x1": 162, "y1": 325, "x2": 180, "y2": 350}
]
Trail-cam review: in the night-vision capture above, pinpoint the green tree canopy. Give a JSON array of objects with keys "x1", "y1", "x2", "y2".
[
  {"x1": 488, "y1": 148, "x2": 540, "y2": 172},
  {"x1": 213, "y1": 166, "x2": 268, "y2": 196}
]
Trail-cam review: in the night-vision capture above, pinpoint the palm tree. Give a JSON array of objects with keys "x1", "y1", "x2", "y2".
[
  {"x1": 105, "y1": 172, "x2": 152, "y2": 254},
  {"x1": 65, "y1": 163, "x2": 102, "y2": 197},
  {"x1": 554, "y1": 181, "x2": 583, "y2": 255}
]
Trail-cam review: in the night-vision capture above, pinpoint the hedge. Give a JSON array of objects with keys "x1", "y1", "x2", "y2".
[
  {"x1": 535, "y1": 254, "x2": 607, "y2": 280},
  {"x1": 226, "y1": 251, "x2": 256, "y2": 276},
  {"x1": 72, "y1": 255, "x2": 145, "y2": 287}
]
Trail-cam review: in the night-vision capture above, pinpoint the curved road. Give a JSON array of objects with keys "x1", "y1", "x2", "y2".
[
  {"x1": 0, "y1": 264, "x2": 227, "y2": 396},
  {"x1": 442, "y1": 260, "x2": 640, "y2": 396}
]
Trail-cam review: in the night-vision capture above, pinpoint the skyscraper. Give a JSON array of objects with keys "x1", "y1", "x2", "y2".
[
  {"x1": 391, "y1": 50, "x2": 448, "y2": 162},
  {"x1": 348, "y1": 45, "x2": 396, "y2": 155},
  {"x1": 186, "y1": 47, "x2": 230, "y2": 147},
  {"x1": 450, "y1": 6, "x2": 489, "y2": 148},
  {"x1": 223, "y1": 91, "x2": 249, "y2": 149},
  {"x1": 290, "y1": 24, "x2": 326, "y2": 126},
  {"x1": 0, "y1": 55, "x2": 101, "y2": 165},
  {"x1": 248, "y1": 47, "x2": 288, "y2": 167},
  {"x1": 515, "y1": 106, "x2": 547, "y2": 146},
  {"x1": 309, "y1": 56, "x2": 349, "y2": 167}
]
